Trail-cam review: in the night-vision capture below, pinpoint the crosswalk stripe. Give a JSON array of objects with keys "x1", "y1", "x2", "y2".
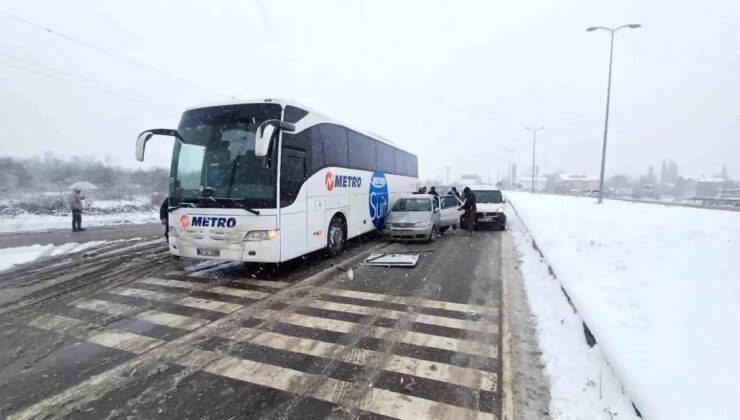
[
  {"x1": 28, "y1": 314, "x2": 165, "y2": 354},
  {"x1": 208, "y1": 286, "x2": 269, "y2": 300},
  {"x1": 179, "y1": 348, "x2": 495, "y2": 420},
  {"x1": 73, "y1": 299, "x2": 209, "y2": 331},
  {"x1": 308, "y1": 299, "x2": 496, "y2": 334},
  {"x1": 109, "y1": 287, "x2": 244, "y2": 314},
  {"x1": 231, "y1": 278, "x2": 290, "y2": 289},
  {"x1": 136, "y1": 277, "x2": 270, "y2": 300},
  {"x1": 138, "y1": 277, "x2": 203, "y2": 290},
  {"x1": 322, "y1": 288, "x2": 498, "y2": 316},
  {"x1": 254, "y1": 309, "x2": 498, "y2": 359},
  {"x1": 218, "y1": 326, "x2": 496, "y2": 391}
]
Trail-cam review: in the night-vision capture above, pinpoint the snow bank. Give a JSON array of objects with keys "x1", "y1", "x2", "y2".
[
  {"x1": 508, "y1": 192, "x2": 740, "y2": 419},
  {"x1": 0, "y1": 241, "x2": 105, "y2": 272},
  {"x1": 509, "y1": 213, "x2": 638, "y2": 419},
  {"x1": 0, "y1": 212, "x2": 158, "y2": 234}
]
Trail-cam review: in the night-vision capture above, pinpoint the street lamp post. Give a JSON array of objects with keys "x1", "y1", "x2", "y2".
[
  {"x1": 504, "y1": 147, "x2": 515, "y2": 188},
  {"x1": 524, "y1": 127, "x2": 544, "y2": 193},
  {"x1": 586, "y1": 23, "x2": 641, "y2": 203}
]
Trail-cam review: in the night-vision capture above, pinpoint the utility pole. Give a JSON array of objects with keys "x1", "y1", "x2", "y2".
[
  {"x1": 504, "y1": 147, "x2": 516, "y2": 189},
  {"x1": 525, "y1": 127, "x2": 545, "y2": 193},
  {"x1": 445, "y1": 166, "x2": 450, "y2": 185},
  {"x1": 586, "y1": 23, "x2": 641, "y2": 203}
]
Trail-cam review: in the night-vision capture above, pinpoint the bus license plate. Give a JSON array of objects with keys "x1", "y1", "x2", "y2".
[{"x1": 197, "y1": 249, "x2": 220, "y2": 257}]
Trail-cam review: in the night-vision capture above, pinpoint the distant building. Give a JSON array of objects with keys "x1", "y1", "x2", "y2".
[
  {"x1": 518, "y1": 176, "x2": 547, "y2": 192},
  {"x1": 552, "y1": 173, "x2": 600, "y2": 194},
  {"x1": 696, "y1": 177, "x2": 729, "y2": 197},
  {"x1": 458, "y1": 174, "x2": 482, "y2": 185}
]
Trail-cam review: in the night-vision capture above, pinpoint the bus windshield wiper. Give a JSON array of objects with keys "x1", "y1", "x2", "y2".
[{"x1": 234, "y1": 201, "x2": 260, "y2": 215}]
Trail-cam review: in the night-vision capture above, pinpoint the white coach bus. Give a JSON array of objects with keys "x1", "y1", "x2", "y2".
[{"x1": 136, "y1": 99, "x2": 418, "y2": 263}]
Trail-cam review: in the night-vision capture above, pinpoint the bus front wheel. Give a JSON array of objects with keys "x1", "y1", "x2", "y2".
[{"x1": 327, "y1": 217, "x2": 346, "y2": 257}]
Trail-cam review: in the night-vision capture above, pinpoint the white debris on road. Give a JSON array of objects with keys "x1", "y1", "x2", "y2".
[
  {"x1": 0, "y1": 241, "x2": 107, "y2": 272},
  {"x1": 508, "y1": 191, "x2": 740, "y2": 419}
]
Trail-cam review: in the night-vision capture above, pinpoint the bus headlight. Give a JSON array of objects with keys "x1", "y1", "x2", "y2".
[{"x1": 244, "y1": 229, "x2": 277, "y2": 241}]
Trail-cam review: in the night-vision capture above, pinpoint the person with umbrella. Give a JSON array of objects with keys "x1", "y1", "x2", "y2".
[{"x1": 68, "y1": 182, "x2": 97, "y2": 232}]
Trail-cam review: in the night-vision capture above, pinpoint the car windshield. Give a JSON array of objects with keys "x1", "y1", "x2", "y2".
[
  {"x1": 392, "y1": 198, "x2": 432, "y2": 212},
  {"x1": 472, "y1": 190, "x2": 504, "y2": 203},
  {"x1": 171, "y1": 103, "x2": 282, "y2": 208}
]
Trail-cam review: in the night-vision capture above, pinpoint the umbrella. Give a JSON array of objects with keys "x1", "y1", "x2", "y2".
[{"x1": 69, "y1": 181, "x2": 98, "y2": 190}]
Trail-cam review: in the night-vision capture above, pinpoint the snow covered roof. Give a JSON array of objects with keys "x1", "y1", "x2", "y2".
[
  {"x1": 697, "y1": 177, "x2": 726, "y2": 183},
  {"x1": 556, "y1": 173, "x2": 599, "y2": 181}
]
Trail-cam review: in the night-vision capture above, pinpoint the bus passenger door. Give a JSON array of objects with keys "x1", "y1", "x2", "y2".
[{"x1": 280, "y1": 148, "x2": 308, "y2": 261}]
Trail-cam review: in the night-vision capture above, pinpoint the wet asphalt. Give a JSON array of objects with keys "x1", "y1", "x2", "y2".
[{"x1": 0, "y1": 227, "x2": 504, "y2": 419}]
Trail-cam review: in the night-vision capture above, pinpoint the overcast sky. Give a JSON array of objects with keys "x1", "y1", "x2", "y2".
[{"x1": 0, "y1": 0, "x2": 738, "y2": 182}]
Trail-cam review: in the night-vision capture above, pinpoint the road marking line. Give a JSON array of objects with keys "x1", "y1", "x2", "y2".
[
  {"x1": 28, "y1": 314, "x2": 165, "y2": 354},
  {"x1": 110, "y1": 287, "x2": 244, "y2": 314},
  {"x1": 73, "y1": 299, "x2": 209, "y2": 331},
  {"x1": 322, "y1": 288, "x2": 498, "y2": 316},
  {"x1": 218, "y1": 326, "x2": 496, "y2": 391},
  {"x1": 308, "y1": 299, "x2": 496, "y2": 334},
  {"x1": 254, "y1": 309, "x2": 498, "y2": 359},
  {"x1": 231, "y1": 278, "x2": 290, "y2": 289},
  {"x1": 180, "y1": 348, "x2": 495, "y2": 420},
  {"x1": 136, "y1": 277, "x2": 270, "y2": 300}
]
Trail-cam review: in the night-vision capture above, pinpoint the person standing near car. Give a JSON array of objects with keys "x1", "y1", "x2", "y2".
[
  {"x1": 160, "y1": 196, "x2": 169, "y2": 243},
  {"x1": 68, "y1": 188, "x2": 85, "y2": 232},
  {"x1": 429, "y1": 186, "x2": 439, "y2": 197},
  {"x1": 458, "y1": 187, "x2": 477, "y2": 234},
  {"x1": 449, "y1": 186, "x2": 461, "y2": 200}
]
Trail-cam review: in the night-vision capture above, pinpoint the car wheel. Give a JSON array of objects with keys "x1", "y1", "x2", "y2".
[
  {"x1": 428, "y1": 225, "x2": 439, "y2": 243},
  {"x1": 439, "y1": 226, "x2": 449, "y2": 234},
  {"x1": 326, "y1": 217, "x2": 346, "y2": 256}
]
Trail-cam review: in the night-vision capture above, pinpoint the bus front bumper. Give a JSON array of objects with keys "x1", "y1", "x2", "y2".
[{"x1": 168, "y1": 234, "x2": 282, "y2": 263}]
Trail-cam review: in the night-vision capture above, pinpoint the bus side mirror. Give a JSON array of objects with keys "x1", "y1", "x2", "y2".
[
  {"x1": 135, "y1": 132, "x2": 153, "y2": 161},
  {"x1": 255, "y1": 120, "x2": 296, "y2": 157},
  {"x1": 135, "y1": 128, "x2": 179, "y2": 161}
]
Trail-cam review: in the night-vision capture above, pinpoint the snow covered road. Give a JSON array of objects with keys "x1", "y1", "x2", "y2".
[{"x1": 508, "y1": 191, "x2": 740, "y2": 419}]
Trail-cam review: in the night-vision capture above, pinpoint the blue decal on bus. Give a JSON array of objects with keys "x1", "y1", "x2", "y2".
[{"x1": 368, "y1": 171, "x2": 389, "y2": 228}]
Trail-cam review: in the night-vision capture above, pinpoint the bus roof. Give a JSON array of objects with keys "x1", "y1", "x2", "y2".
[{"x1": 185, "y1": 98, "x2": 400, "y2": 149}]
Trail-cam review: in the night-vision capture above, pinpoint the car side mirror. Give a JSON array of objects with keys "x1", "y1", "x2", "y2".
[{"x1": 255, "y1": 120, "x2": 296, "y2": 157}]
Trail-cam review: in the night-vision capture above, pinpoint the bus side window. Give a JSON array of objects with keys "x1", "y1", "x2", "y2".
[
  {"x1": 319, "y1": 124, "x2": 348, "y2": 167},
  {"x1": 280, "y1": 148, "x2": 307, "y2": 206},
  {"x1": 348, "y1": 131, "x2": 376, "y2": 171},
  {"x1": 376, "y1": 142, "x2": 396, "y2": 174}
]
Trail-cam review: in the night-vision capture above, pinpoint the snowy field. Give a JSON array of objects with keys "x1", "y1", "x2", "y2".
[
  {"x1": 0, "y1": 212, "x2": 158, "y2": 234},
  {"x1": 0, "y1": 241, "x2": 106, "y2": 272},
  {"x1": 507, "y1": 192, "x2": 740, "y2": 419}
]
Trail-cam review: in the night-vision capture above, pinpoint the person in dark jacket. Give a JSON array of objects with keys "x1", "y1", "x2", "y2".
[
  {"x1": 160, "y1": 197, "x2": 169, "y2": 243},
  {"x1": 448, "y1": 186, "x2": 461, "y2": 200},
  {"x1": 429, "y1": 186, "x2": 439, "y2": 197},
  {"x1": 458, "y1": 187, "x2": 477, "y2": 234}
]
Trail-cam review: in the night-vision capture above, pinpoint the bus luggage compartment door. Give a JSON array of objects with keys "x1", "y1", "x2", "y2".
[{"x1": 307, "y1": 197, "x2": 326, "y2": 252}]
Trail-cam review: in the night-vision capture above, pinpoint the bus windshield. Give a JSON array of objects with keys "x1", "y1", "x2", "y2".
[
  {"x1": 171, "y1": 103, "x2": 282, "y2": 208},
  {"x1": 472, "y1": 190, "x2": 504, "y2": 203}
]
